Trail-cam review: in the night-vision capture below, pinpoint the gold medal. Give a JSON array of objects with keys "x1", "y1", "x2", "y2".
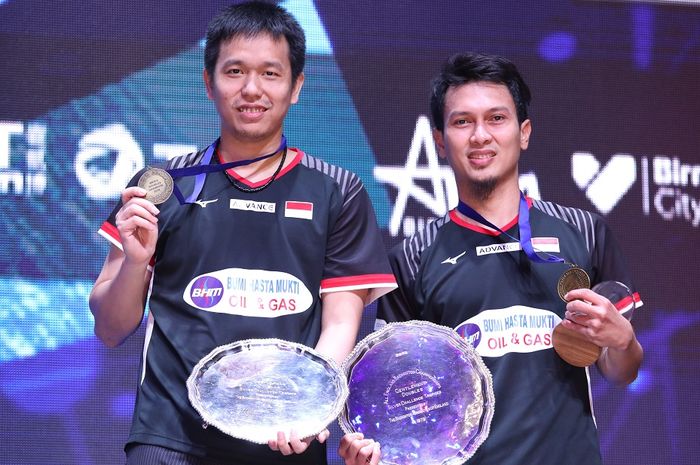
[
  {"x1": 138, "y1": 167, "x2": 173, "y2": 205},
  {"x1": 557, "y1": 266, "x2": 590, "y2": 301}
]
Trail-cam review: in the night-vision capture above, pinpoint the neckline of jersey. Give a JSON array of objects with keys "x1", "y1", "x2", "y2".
[
  {"x1": 449, "y1": 195, "x2": 534, "y2": 236},
  {"x1": 216, "y1": 147, "x2": 303, "y2": 188}
]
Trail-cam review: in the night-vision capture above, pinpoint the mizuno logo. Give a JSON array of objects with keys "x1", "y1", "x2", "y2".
[
  {"x1": 441, "y1": 251, "x2": 466, "y2": 265},
  {"x1": 572, "y1": 152, "x2": 636, "y2": 214},
  {"x1": 194, "y1": 199, "x2": 218, "y2": 208}
]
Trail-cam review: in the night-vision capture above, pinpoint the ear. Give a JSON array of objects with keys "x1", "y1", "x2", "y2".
[
  {"x1": 203, "y1": 69, "x2": 214, "y2": 100},
  {"x1": 433, "y1": 128, "x2": 446, "y2": 159},
  {"x1": 520, "y1": 119, "x2": 531, "y2": 150},
  {"x1": 290, "y1": 72, "x2": 305, "y2": 104}
]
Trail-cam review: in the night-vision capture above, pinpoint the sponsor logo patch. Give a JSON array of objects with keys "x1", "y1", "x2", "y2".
[
  {"x1": 455, "y1": 306, "x2": 561, "y2": 357},
  {"x1": 195, "y1": 199, "x2": 218, "y2": 208},
  {"x1": 476, "y1": 242, "x2": 520, "y2": 256},
  {"x1": 189, "y1": 276, "x2": 225, "y2": 308},
  {"x1": 441, "y1": 251, "x2": 466, "y2": 265},
  {"x1": 230, "y1": 199, "x2": 276, "y2": 213},
  {"x1": 455, "y1": 323, "x2": 482, "y2": 348},
  {"x1": 183, "y1": 268, "x2": 312, "y2": 317},
  {"x1": 476, "y1": 237, "x2": 560, "y2": 256}
]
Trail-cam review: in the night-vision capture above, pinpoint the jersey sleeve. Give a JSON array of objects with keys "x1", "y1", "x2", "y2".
[
  {"x1": 590, "y1": 214, "x2": 643, "y2": 316},
  {"x1": 319, "y1": 176, "x2": 397, "y2": 304},
  {"x1": 97, "y1": 168, "x2": 146, "y2": 251},
  {"x1": 376, "y1": 238, "x2": 423, "y2": 325}
]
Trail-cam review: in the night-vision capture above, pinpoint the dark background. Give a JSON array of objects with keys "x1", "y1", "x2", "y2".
[{"x1": 1, "y1": 1, "x2": 698, "y2": 464}]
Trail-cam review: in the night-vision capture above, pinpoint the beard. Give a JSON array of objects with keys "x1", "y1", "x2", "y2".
[{"x1": 470, "y1": 177, "x2": 498, "y2": 201}]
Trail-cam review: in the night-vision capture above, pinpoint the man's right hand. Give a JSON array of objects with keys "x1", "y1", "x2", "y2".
[
  {"x1": 338, "y1": 433, "x2": 380, "y2": 465},
  {"x1": 115, "y1": 186, "x2": 159, "y2": 265}
]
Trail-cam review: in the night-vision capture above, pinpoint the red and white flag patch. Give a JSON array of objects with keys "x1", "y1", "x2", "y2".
[
  {"x1": 531, "y1": 237, "x2": 560, "y2": 253},
  {"x1": 285, "y1": 201, "x2": 313, "y2": 220}
]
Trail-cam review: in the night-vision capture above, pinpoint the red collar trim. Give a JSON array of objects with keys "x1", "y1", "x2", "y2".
[
  {"x1": 217, "y1": 148, "x2": 302, "y2": 188},
  {"x1": 449, "y1": 196, "x2": 534, "y2": 235}
]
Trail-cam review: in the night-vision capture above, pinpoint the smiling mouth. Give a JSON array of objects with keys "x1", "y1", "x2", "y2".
[
  {"x1": 468, "y1": 151, "x2": 495, "y2": 160},
  {"x1": 238, "y1": 107, "x2": 267, "y2": 113}
]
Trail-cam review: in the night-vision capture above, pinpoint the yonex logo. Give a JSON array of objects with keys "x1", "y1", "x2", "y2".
[
  {"x1": 189, "y1": 276, "x2": 224, "y2": 308},
  {"x1": 572, "y1": 152, "x2": 636, "y2": 214}
]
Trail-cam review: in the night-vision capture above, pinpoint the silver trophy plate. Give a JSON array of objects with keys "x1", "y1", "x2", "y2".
[
  {"x1": 187, "y1": 338, "x2": 348, "y2": 444},
  {"x1": 340, "y1": 321, "x2": 495, "y2": 465}
]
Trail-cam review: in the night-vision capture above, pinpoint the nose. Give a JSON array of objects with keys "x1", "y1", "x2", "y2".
[
  {"x1": 470, "y1": 121, "x2": 492, "y2": 145},
  {"x1": 241, "y1": 74, "x2": 263, "y2": 99}
]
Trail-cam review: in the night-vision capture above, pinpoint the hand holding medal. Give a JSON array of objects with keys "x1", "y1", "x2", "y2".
[
  {"x1": 552, "y1": 266, "x2": 601, "y2": 367},
  {"x1": 554, "y1": 280, "x2": 637, "y2": 367}
]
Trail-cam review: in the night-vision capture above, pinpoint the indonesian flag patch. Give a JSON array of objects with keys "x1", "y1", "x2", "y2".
[
  {"x1": 531, "y1": 237, "x2": 560, "y2": 253},
  {"x1": 285, "y1": 201, "x2": 313, "y2": 220}
]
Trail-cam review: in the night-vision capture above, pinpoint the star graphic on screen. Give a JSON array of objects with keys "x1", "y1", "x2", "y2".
[
  {"x1": 373, "y1": 116, "x2": 541, "y2": 237},
  {"x1": 373, "y1": 116, "x2": 455, "y2": 237}
]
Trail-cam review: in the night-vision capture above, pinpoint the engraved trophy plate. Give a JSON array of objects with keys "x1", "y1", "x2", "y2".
[
  {"x1": 138, "y1": 167, "x2": 173, "y2": 204},
  {"x1": 187, "y1": 338, "x2": 348, "y2": 444},
  {"x1": 340, "y1": 321, "x2": 495, "y2": 465}
]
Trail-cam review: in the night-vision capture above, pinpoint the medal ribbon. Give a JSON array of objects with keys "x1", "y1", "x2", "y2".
[
  {"x1": 456, "y1": 192, "x2": 565, "y2": 264},
  {"x1": 166, "y1": 136, "x2": 287, "y2": 204}
]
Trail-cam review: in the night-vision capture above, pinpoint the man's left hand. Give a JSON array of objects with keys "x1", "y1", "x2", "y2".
[
  {"x1": 268, "y1": 429, "x2": 330, "y2": 455},
  {"x1": 562, "y1": 288, "x2": 635, "y2": 351}
]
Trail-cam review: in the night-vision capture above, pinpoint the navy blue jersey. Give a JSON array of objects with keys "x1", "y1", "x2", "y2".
[
  {"x1": 99, "y1": 146, "x2": 396, "y2": 464},
  {"x1": 378, "y1": 198, "x2": 641, "y2": 465}
]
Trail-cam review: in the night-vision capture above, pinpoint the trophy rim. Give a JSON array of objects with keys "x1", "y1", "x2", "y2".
[
  {"x1": 339, "y1": 320, "x2": 495, "y2": 465},
  {"x1": 187, "y1": 337, "x2": 349, "y2": 444}
]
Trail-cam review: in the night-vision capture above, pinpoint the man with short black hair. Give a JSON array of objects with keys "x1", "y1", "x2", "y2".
[
  {"x1": 339, "y1": 52, "x2": 642, "y2": 465},
  {"x1": 90, "y1": 2, "x2": 396, "y2": 464}
]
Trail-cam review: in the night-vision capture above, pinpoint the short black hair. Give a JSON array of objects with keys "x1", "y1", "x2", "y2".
[
  {"x1": 430, "y1": 52, "x2": 531, "y2": 131},
  {"x1": 204, "y1": 1, "x2": 306, "y2": 83}
]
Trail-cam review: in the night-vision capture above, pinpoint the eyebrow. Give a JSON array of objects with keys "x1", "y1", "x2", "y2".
[
  {"x1": 447, "y1": 106, "x2": 513, "y2": 118},
  {"x1": 219, "y1": 58, "x2": 285, "y2": 71}
]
